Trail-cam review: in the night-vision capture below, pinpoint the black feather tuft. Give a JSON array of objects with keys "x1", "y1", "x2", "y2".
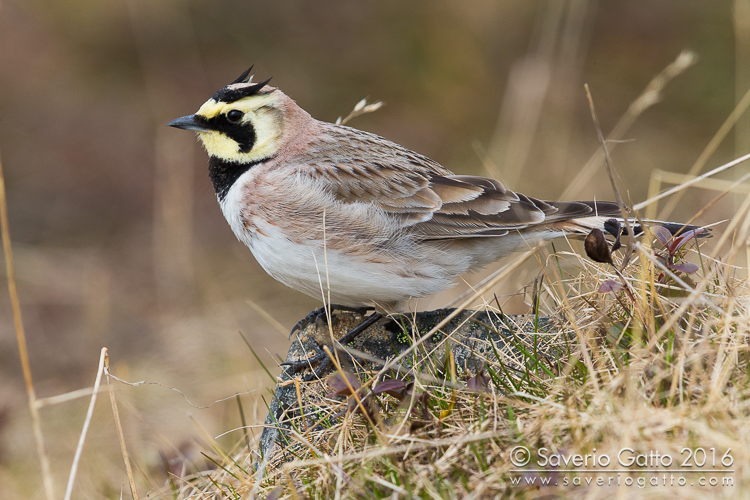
[
  {"x1": 212, "y1": 71, "x2": 273, "y2": 104},
  {"x1": 232, "y1": 66, "x2": 254, "y2": 84}
]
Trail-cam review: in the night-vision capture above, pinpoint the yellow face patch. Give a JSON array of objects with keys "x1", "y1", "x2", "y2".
[{"x1": 194, "y1": 93, "x2": 284, "y2": 163}]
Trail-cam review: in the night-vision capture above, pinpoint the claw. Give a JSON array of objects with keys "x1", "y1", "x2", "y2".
[
  {"x1": 282, "y1": 310, "x2": 383, "y2": 381},
  {"x1": 289, "y1": 307, "x2": 326, "y2": 339},
  {"x1": 302, "y1": 359, "x2": 334, "y2": 382},
  {"x1": 280, "y1": 351, "x2": 328, "y2": 369},
  {"x1": 281, "y1": 336, "x2": 327, "y2": 369},
  {"x1": 281, "y1": 346, "x2": 334, "y2": 382}
]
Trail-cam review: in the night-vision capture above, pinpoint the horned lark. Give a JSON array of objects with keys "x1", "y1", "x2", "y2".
[{"x1": 168, "y1": 68, "x2": 701, "y2": 313}]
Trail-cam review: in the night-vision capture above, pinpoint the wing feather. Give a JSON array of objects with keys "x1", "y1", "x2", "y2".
[{"x1": 299, "y1": 124, "x2": 619, "y2": 240}]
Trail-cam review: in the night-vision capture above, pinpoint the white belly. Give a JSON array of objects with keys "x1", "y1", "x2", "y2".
[{"x1": 250, "y1": 222, "x2": 398, "y2": 306}]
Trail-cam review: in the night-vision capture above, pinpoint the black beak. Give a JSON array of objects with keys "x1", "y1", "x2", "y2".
[{"x1": 167, "y1": 114, "x2": 209, "y2": 132}]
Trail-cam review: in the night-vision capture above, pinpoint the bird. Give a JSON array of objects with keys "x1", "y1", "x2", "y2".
[{"x1": 168, "y1": 68, "x2": 704, "y2": 361}]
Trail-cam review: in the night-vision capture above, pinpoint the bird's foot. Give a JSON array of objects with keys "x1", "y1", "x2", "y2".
[
  {"x1": 280, "y1": 338, "x2": 330, "y2": 379},
  {"x1": 281, "y1": 311, "x2": 383, "y2": 381},
  {"x1": 289, "y1": 305, "x2": 373, "y2": 339}
]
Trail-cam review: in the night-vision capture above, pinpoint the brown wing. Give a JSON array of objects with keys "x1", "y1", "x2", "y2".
[{"x1": 301, "y1": 125, "x2": 621, "y2": 239}]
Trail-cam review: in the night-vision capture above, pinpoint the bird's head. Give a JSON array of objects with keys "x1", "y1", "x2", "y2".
[{"x1": 168, "y1": 67, "x2": 293, "y2": 164}]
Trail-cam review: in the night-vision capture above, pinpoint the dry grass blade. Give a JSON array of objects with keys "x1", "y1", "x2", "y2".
[
  {"x1": 64, "y1": 347, "x2": 108, "y2": 500},
  {"x1": 636, "y1": 152, "x2": 750, "y2": 212},
  {"x1": 105, "y1": 351, "x2": 140, "y2": 500},
  {"x1": 336, "y1": 98, "x2": 384, "y2": 125},
  {"x1": 0, "y1": 149, "x2": 56, "y2": 500},
  {"x1": 246, "y1": 299, "x2": 288, "y2": 336},
  {"x1": 583, "y1": 84, "x2": 635, "y2": 267}
]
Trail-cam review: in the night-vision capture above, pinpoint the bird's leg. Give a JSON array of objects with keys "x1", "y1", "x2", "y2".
[
  {"x1": 281, "y1": 311, "x2": 383, "y2": 381},
  {"x1": 279, "y1": 337, "x2": 329, "y2": 372},
  {"x1": 289, "y1": 304, "x2": 373, "y2": 339},
  {"x1": 335, "y1": 312, "x2": 383, "y2": 346},
  {"x1": 303, "y1": 312, "x2": 383, "y2": 382}
]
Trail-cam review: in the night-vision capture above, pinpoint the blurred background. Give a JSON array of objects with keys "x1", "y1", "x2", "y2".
[{"x1": 0, "y1": 0, "x2": 745, "y2": 497}]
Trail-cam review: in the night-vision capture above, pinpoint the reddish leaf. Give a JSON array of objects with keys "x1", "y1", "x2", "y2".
[
  {"x1": 598, "y1": 280, "x2": 624, "y2": 293},
  {"x1": 373, "y1": 378, "x2": 408, "y2": 400},
  {"x1": 326, "y1": 371, "x2": 360, "y2": 397},
  {"x1": 668, "y1": 262, "x2": 700, "y2": 274},
  {"x1": 651, "y1": 226, "x2": 673, "y2": 246},
  {"x1": 670, "y1": 228, "x2": 705, "y2": 254}
]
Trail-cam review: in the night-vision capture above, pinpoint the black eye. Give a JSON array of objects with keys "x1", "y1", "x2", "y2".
[{"x1": 226, "y1": 110, "x2": 244, "y2": 123}]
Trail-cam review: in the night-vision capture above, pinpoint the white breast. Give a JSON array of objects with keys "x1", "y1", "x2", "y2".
[{"x1": 217, "y1": 169, "x2": 464, "y2": 308}]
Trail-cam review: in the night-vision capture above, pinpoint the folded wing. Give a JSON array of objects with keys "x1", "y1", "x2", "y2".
[{"x1": 302, "y1": 127, "x2": 623, "y2": 240}]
